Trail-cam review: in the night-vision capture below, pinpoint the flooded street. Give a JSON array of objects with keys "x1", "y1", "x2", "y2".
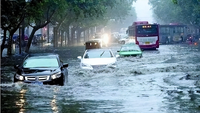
[{"x1": 1, "y1": 43, "x2": 200, "y2": 113}]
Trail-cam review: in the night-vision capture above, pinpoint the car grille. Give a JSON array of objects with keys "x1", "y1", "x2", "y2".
[
  {"x1": 25, "y1": 76, "x2": 50, "y2": 81},
  {"x1": 124, "y1": 54, "x2": 138, "y2": 57}
]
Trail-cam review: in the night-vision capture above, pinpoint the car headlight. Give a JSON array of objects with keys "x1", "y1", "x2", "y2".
[
  {"x1": 51, "y1": 72, "x2": 61, "y2": 79},
  {"x1": 15, "y1": 74, "x2": 24, "y2": 80}
]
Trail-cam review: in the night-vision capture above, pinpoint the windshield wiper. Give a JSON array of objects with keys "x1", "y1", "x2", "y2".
[{"x1": 100, "y1": 51, "x2": 105, "y2": 57}]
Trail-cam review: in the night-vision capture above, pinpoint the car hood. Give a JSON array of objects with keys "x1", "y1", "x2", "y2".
[
  {"x1": 81, "y1": 58, "x2": 116, "y2": 66},
  {"x1": 21, "y1": 67, "x2": 60, "y2": 75}
]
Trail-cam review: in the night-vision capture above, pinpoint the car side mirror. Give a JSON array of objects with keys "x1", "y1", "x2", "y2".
[
  {"x1": 77, "y1": 56, "x2": 82, "y2": 59},
  {"x1": 116, "y1": 55, "x2": 120, "y2": 58},
  {"x1": 63, "y1": 63, "x2": 68, "y2": 68},
  {"x1": 14, "y1": 65, "x2": 19, "y2": 70}
]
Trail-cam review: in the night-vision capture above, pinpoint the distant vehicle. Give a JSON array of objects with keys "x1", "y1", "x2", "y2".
[
  {"x1": 110, "y1": 32, "x2": 119, "y2": 42},
  {"x1": 127, "y1": 21, "x2": 159, "y2": 49},
  {"x1": 14, "y1": 53, "x2": 69, "y2": 86},
  {"x1": 117, "y1": 43, "x2": 142, "y2": 57},
  {"x1": 1, "y1": 34, "x2": 29, "y2": 47},
  {"x1": 118, "y1": 34, "x2": 129, "y2": 44},
  {"x1": 13, "y1": 34, "x2": 29, "y2": 47},
  {"x1": 94, "y1": 33, "x2": 109, "y2": 47},
  {"x1": 12, "y1": 34, "x2": 19, "y2": 43},
  {"x1": 33, "y1": 34, "x2": 46, "y2": 43},
  {"x1": 186, "y1": 35, "x2": 200, "y2": 45},
  {"x1": 77, "y1": 48, "x2": 118, "y2": 70},
  {"x1": 13, "y1": 34, "x2": 29, "y2": 41},
  {"x1": 159, "y1": 24, "x2": 187, "y2": 44},
  {"x1": 85, "y1": 40, "x2": 102, "y2": 49}
]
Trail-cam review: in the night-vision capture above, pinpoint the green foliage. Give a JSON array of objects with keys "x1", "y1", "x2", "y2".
[
  {"x1": 149, "y1": 0, "x2": 200, "y2": 27},
  {"x1": 1, "y1": 0, "x2": 137, "y2": 53},
  {"x1": 172, "y1": 0, "x2": 178, "y2": 4}
]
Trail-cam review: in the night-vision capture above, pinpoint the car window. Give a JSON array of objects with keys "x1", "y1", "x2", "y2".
[
  {"x1": 121, "y1": 45, "x2": 140, "y2": 51},
  {"x1": 23, "y1": 57, "x2": 59, "y2": 68},
  {"x1": 84, "y1": 50, "x2": 113, "y2": 58}
]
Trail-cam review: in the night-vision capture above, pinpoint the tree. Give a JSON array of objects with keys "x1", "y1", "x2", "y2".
[
  {"x1": 1, "y1": 0, "x2": 28, "y2": 57},
  {"x1": 24, "y1": 0, "x2": 67, "y2": 53},
  {"x1": 149, "y1": 0, "x2": 200, "y2": 27},
  {"x1": 50, "y1": 0, "x2": 125, "y2": 46},
  {"x1": 1, "y1": 0, "x2": 137, "y2": 55}
]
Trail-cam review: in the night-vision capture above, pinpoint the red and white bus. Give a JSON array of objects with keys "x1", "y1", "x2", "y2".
[{"x1": 127, "y1": 21, "x2": 159, "y2": 49}]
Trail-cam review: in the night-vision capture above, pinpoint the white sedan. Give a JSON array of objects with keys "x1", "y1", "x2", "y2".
[{"x1": 77, "y1": 49, "x2": 118, "y2": 70}]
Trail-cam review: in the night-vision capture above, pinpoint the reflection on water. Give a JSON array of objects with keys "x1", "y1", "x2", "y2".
[
  {"x1": 51, "y1": 95, "x2": 58, "y2": 112},
  {"x1": 51, "y1": 87, "x2": 59, "y2": 113},
  {"x1": 15, "y1": 89, "x2": 27, "y2": 113}
]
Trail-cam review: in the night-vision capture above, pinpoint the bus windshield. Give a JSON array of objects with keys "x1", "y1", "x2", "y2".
[{"x1": 136, "y1": 25, "x2": 158, "y2": 35}]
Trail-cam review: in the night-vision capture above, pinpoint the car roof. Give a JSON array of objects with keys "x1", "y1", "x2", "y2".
[
  {"x1": 122, "y1": 43, "x2": 137, "y2": 46},
  {"x1": 85, "y1": 40, "x2": 101, "y2": 43}
]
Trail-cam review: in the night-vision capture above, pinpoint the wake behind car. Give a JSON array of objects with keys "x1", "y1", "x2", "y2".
[
  {"x1": 77, "y1": 48, "x2": 118, "y2": 70},
  {"x1": 14, "y1": 53, "x2": 68, "y2": 86},
  {"x1": 117, "y1": 43, "x2": 143, "y2": 57}
]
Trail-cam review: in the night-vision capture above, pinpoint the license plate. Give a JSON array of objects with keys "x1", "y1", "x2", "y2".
[
  {"x1": 145, "y1": 42, "x2": 150, "y2": 44},
  {"x1": 32, "y1": 81, "x2": 43, "y2": 85}
]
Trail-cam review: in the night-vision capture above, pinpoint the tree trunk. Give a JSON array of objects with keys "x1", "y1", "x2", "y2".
[
  {"x1": 61, "y1": 30, "x2": 64, "y2": 47},
  {"x1": 71, "y1": 28, "x2": 74, "y2": 45},
  {"x1": 84, "y1": 30, "x2": 86, "y2": 42},
  {"x1": 64, "y1": 32, "x2": 67, "y2": 46},
  {"x1": 67, "y1": 26, "x2": 70, "y2": 46},
  {"x1": 25, "y1": 27, "x2": 38, "y2": 53},
  {"x1": 1, "y1": 29, "x2": 8, "y2": 58},
  {"x1": 7, "y1": 31, "x2": 15, "y2": 56},
  {"x1": 87, "y1": 29, "x2": 90, "y2": 41}
]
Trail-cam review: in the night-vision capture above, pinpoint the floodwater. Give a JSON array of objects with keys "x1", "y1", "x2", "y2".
[{"x1": 1, "y1": 43, "x2": 200, "y2": 113}]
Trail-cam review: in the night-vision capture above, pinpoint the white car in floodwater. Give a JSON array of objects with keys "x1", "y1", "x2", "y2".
[{"x1": 77, "y1": 48, "x2": 118, "y2": 70}]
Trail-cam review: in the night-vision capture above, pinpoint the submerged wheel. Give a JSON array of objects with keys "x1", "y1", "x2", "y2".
[{"x1": 57, "y1": 75, "x2": 65, "y2": 86}]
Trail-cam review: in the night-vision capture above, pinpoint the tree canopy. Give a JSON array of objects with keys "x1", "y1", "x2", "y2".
[
  {"x1": 1, "y1": 0, "x2": 136, "y2": 55},
  {"x1": 149, "y1": 0, "x2": 200, "y2": 27}
]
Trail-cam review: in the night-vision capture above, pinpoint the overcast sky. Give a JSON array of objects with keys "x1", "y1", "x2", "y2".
[{"x1": 133, "y1": 0, "x2": 154, "y2": 23}]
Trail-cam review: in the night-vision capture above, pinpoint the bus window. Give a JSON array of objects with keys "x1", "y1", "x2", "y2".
[
  {"x1": 180, "y1": 27, "x2": 184, "y2": 33},
  {"x1": 166, "y1": 27, "x2": 170, "y2": 33},
  {"x1": 160, "y1": 28, "x2": 165, "y2": 33},
  {"x1": 136, "y1": 25, "x2": 158, "y2": 35}
]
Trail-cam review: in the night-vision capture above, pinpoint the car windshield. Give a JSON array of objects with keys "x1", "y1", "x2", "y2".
[
  {"x1": 120, "y1": 45, "x2": 140, "y2": 51},
  {"x1": 84, "y1": 50, "x2": 113, "y2": 58},
  {"x1": 23, "y1": 57, "x2": 59, "y2": 68}
]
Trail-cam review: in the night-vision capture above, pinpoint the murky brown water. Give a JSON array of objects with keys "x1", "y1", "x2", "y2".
[{"x1": 1, "y1": 43, "x2": 200, "y2": 113}]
